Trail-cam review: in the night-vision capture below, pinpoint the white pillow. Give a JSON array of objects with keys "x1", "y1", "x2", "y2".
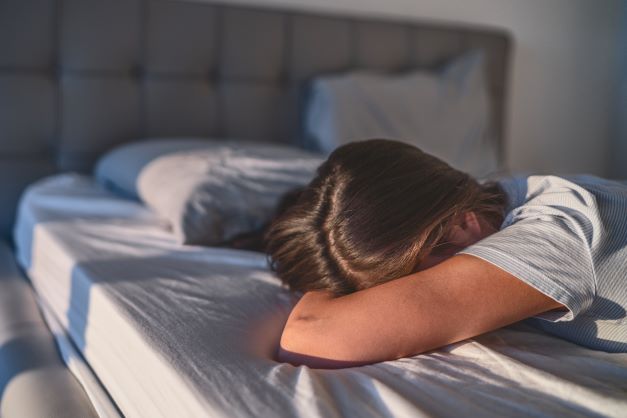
[
  {"x1": 305, "y1": 50, "x2": 498, "y2": 178},
  {"x1": 95, "y1": 138, "x2": 220, "y2": 199},
  {"x1": 137, "y1": 142, "x2": 324, "y2": 245}
]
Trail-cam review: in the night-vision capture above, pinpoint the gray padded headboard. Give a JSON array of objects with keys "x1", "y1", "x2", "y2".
[{"x1": 0, "y1": 0, "x2": 511, "y2": 239}]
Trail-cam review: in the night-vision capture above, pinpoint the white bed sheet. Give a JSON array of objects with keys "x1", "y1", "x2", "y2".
[{"x1": 14, "y1": 174, "x2": 627, "y2": 418}]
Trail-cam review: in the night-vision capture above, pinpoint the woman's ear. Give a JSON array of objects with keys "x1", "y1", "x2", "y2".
[{"x1": 446, "y1": 212, "x2": 483, "y2": 248}]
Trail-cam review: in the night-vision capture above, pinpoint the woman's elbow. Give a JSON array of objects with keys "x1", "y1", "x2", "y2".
[
  {"x1": 276, "y1": 293, "x2": 334, "y2": 362},
  {"x1": 276, "y1": 318, "x2": 369, "y2": 369},
  {"x1": 277, "y1": 316, "x2": 320, "y2": 362}
]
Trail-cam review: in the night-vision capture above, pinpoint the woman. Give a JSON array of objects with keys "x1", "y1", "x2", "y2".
[{"x1": 265, "y1": 139, "x2": 627, "y2": 368}]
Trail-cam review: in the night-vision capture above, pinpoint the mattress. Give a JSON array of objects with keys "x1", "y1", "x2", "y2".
[{"x1": 14, "y1": 174, "x2": 627, "y2": 418}]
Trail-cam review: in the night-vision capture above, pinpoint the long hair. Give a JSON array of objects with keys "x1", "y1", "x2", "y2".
[{"x1": 265, "y1": 139, "x2": 506, "y2": 296}]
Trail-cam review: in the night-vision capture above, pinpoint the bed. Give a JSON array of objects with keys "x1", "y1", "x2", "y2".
[
  {"x1": 14, "y1": 173, "x2": 627, "y2": 417},
  {"x1": 2, "y1": 0, "x2": 626, "y2": 417}
]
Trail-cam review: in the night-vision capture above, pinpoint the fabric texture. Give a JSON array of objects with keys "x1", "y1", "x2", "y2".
[
  {"x1": 136, "y1": 142, "x2": 323, "y2": 245},
  {"x1": 461, "y1": 175, "x2": 627, "y2": 352},
  {"x1": 13, "y1": 174, "x2": 627, "y2": 418},
  {"x1": 305, "y1": 50, "x2": 499, "y2": 178}
]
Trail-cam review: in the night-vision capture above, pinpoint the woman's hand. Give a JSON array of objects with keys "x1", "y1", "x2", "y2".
[{"x1": 277, "y1": 254, "x2": 564, "y2": 368}]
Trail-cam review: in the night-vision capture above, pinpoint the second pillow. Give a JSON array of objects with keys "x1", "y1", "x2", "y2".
[{"x1": 137, "y1": 142, "x2": 324, "y2": 246}]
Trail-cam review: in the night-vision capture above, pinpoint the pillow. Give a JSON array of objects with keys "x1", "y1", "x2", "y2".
[
  {"x1": 95, "y1": 138, "x2": 218, "y2": 199},
  {"x1": 136, "y1": 142, "x2": 324, "y2": 245},
  {"x1": 304, "y1": 50, "x2": 498, "y2": 178}
]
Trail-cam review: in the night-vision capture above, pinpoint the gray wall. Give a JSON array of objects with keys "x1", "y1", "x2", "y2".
[{"x1": 612, "y1": 2, "x2": 627, "y2": 179}]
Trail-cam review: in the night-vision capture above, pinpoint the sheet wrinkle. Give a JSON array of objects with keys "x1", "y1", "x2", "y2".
[
  {"x1": 382, "y1": 344, "x2": 626, "y2": 417},
  {"x1": 462, "y1": 339, "x2": 531, "y2": 381}
]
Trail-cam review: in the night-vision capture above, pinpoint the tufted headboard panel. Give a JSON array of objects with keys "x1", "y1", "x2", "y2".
[{"x1": 0, "y1": 0, "x2": 511, "y2": 239}]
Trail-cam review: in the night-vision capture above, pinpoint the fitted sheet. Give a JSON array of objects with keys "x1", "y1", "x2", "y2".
[
  {"x1": 14, "y1": 174, "x2": 627, "y2": 418},
  {"x1": 37, "y1": 294, "x2": 122, "y2": 418}
]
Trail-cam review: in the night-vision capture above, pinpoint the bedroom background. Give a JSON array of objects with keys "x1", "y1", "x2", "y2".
[
  {"x1": 193, "y1": 0, "x2": 626, "y2": 178},
  {"x1": 0, "y1": 0, "x2": 627, "y2": 418},
  {"x1": 1, "y1": 1, "x2": 627, "y2": 417}
]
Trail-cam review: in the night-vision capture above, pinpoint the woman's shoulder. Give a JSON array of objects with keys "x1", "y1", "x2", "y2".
[
  {"x1": 492, "y1": 174, "x2": 627, "y2": 263},
  {"x1": 490, "y1": 174, "x2": 576, "y2": 215},
  {"x1": 495, "y1": 174, "x2": 627, "y2": 215}
]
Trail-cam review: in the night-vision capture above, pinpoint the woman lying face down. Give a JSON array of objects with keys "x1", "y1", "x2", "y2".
[
  {"x1": 264, "y1": 139, "x2": 560, "y2": 367},
  {"x1": 265, "y1": 139, "x2": 627, "y2": 368},
  {"x1": 267, "y1": 139, "x2": 506, "y2": 295}
]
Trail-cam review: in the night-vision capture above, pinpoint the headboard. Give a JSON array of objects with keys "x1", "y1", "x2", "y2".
[{"x1": 0, "y1": 0, "x2": 511, "y2": 239}]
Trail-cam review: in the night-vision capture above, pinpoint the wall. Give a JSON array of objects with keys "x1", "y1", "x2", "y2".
[
  {"x1": 612, "y1": 2, "x2": 627, "y2": 179},
  {"x1": 195, "y1": 0, "x2": 623, "y2": 176}
]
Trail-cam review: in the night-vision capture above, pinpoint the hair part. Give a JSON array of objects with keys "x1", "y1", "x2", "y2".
[{"x1": 265, "y1": 139, "x2": 506, "y2": 296}]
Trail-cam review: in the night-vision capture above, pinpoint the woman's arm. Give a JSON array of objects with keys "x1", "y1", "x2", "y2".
[{"x1": 278, "y1": 254, "x2": 564, "y2": 367}]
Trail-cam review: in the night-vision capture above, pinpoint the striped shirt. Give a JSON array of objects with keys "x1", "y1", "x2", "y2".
[{"x1": 460, "y1": 175, "x2": 627, "y2": 352}]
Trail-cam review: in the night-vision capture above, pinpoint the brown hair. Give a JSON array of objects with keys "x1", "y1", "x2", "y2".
[{"x1": 265, "y1": 139, "x2": 506, "y2": 296}]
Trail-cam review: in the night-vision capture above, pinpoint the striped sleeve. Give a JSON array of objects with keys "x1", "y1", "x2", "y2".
[{"x1": 460, "y1": 216, "x2": 596, "y2": 322}]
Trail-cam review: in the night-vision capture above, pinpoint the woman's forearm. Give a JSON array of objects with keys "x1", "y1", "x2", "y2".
[{"x1": 277, "y1": 255, "x2": 563, "y2": 368}]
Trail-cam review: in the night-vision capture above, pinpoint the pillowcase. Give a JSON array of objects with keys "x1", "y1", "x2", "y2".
[
  {"x1": 136, "y1": 142, "x2": 324, "y2": 245},
  {"x1": 304, "y1": 50, "x2": 498, "y2": 178},
  {"x1": 95, "y1": 138, "x2": 218, "y2": 199}
]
